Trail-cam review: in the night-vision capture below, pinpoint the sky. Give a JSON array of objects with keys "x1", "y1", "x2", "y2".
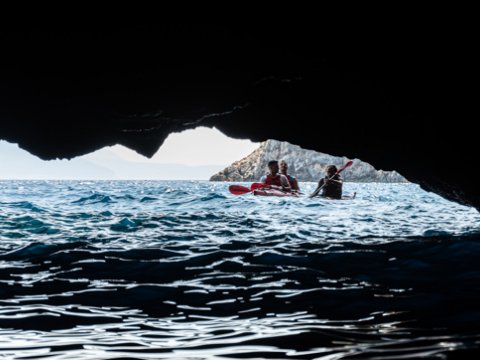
[{"x1": 0, "y1": 127, "x2": 259, "y2": 180}]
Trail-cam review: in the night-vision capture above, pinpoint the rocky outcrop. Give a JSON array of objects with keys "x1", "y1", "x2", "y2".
[
  {"x1": 210, "y1": 140, "x2": 406, "y2": 182},
  {"x1": 0, "y1": 25, "x2": 478, "y2": 210}
]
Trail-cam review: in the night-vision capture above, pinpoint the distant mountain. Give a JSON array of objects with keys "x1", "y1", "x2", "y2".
[
  {"x1": 0, "y1": 141, "x2": 115, "y2": 179},
  {"x1": 0, "y1": 140, "x2": 225, "y2": 180},
  {"x1": 86, "y1": 153, "x2": 225, "y2": 180},
  {"x1": 210, "y1": 140, "x2": 407, "y2": 182}
]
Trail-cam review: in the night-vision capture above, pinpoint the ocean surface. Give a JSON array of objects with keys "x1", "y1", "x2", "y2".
[{"x1": 0, "y1": 180, "x2": 479, "y2": 359}]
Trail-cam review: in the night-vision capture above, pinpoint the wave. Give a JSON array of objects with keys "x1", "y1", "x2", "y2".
[
  {"x1": 3, "y1": 201, "x2": 45, "y2": 212},
  {"x1": 0, "y1": 234, "x2": 479, "y2": 358},
  {"x1": 1, "y1": 181, "x2": 480, "y2": 358},
  {"x1": 72, "y1": 193, "x2": 115, "y2": 204}
]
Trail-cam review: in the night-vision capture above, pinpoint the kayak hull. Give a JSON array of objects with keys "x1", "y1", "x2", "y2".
[
  {"x1": 252, "y1": 189, "x2": 355, "y2": 199},
  {"x1": 253, "y1": 189, "x2": 297, "y2": 197}
]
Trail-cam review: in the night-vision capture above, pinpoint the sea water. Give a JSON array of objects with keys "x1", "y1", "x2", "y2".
[{"x1": 0, "y1": 180, "x2": 479, "y2": 359}]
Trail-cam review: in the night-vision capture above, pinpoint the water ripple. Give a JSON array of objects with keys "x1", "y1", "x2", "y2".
[{"x1": 0, "y1": 180, "x2": 479, "y2": 358}]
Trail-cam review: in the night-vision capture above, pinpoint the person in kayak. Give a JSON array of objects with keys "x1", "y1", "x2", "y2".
[
  {"x1": 260, "y1": 160, "x2": 292, "y2": 192},
  {"x1": 280, "y1": 160, "x2": 300, "y2": 192},
  {"x1": 309, "y1": 165, "x2": 342, "y2": 199}
]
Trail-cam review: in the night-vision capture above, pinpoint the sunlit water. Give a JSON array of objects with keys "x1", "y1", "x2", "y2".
[{"x1": 1, "y1": 180, "x2": 480, "y2": 359}]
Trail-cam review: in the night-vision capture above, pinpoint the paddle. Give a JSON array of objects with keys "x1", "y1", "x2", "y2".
[
  {"x1": 309, "y1": 160, "x2": 354, "y2": 198},
  {"x1": 250, "y1": 182, "x2": 269, "y2": 191},
  {"x1": 228, "y1": 185, "x2": 252, "y2": 195}
]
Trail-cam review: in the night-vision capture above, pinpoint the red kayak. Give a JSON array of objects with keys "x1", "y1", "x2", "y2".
[
  {"x1": 228, "y1": 184, "x2": 354, "y2": 199},
  {"x1": 230, "y1": 161, "x2": 357, "y2": 199},
  {"x1": 228, "y1": 184, "x2": 298, "y2": 197}
]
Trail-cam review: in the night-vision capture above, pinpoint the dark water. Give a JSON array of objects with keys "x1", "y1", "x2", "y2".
[{"x1": 1, "y1": 180, "x2": 479, "y2": 359}]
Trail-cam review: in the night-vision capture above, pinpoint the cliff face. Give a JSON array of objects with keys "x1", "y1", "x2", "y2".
[{"x1": 210, "y1": 140, "x2": 406, "y2": 182}]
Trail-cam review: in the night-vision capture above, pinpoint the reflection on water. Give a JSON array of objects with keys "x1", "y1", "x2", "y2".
[{"x1": 0, "y1": 181, "x2": 479, "y2": 359}]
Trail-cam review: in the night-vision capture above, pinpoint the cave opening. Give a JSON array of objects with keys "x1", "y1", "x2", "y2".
[
  {"x1": 1, "y1": 126, "x2": 478, "y2": 239},
  {"x1": 1, "y1": 125, "x2": 479, "y2": 359}
]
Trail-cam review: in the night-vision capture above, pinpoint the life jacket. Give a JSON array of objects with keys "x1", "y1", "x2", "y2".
[
  {"x1": 264, "y1": 174, "x2": 282, "y2": 187},
  {"x1": 321, "y1": 175, "x2": 342, "y2": 199}
]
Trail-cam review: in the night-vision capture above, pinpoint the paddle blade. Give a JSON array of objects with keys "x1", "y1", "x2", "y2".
[
  {"x1": 229, "y1": 185, "x2": 251, "y2": 195},
  {"x1": 250, "y1": 182, "x2": 269, "y2": 191},
  {"x1": 338, "y1": 160, "x2": 353, "y2": 173}
]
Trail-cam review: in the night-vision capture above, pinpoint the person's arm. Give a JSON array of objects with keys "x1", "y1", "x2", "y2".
[
  {"x1": 309, "y1": 178, "x2": 324, "y2": 198},
  {"x1": 328, "y1": 178, "x2": 343, "y2": 185},
  {"x1": 292, "y1": 178, "x2": 300, "y2": 191},
  {"x1": 280, "y1": 175, "x2": 292, "y2": 192},
  {"x1": 327, "y1": 176, "x2": 343, "y2": 186}
]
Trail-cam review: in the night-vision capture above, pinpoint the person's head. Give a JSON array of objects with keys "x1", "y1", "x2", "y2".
[
  {"x1": 280, "y1": 160, "x2": 288, "y2": 173},
  {"x1": 325, "y1": 165, "x2": 338, "y2": 177},
  {"x1": 268, "y1": 160, "x2": 279, "y2": 174}
]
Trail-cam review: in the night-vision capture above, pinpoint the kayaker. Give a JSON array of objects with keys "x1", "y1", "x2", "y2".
[
  {"x1": 260, "y1": 160, "x2": 292, "y2": 192},
  {"x1": 280, "y1": 160, "x2": 300, "y2": 192},
  {"x1": 310, "y1": 165, "x2": 343, "y2": 199}
]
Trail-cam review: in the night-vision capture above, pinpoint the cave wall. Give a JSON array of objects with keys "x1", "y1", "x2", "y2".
[{"x1": 0, "y1": 22, "x2": 478, "y2": 210}]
